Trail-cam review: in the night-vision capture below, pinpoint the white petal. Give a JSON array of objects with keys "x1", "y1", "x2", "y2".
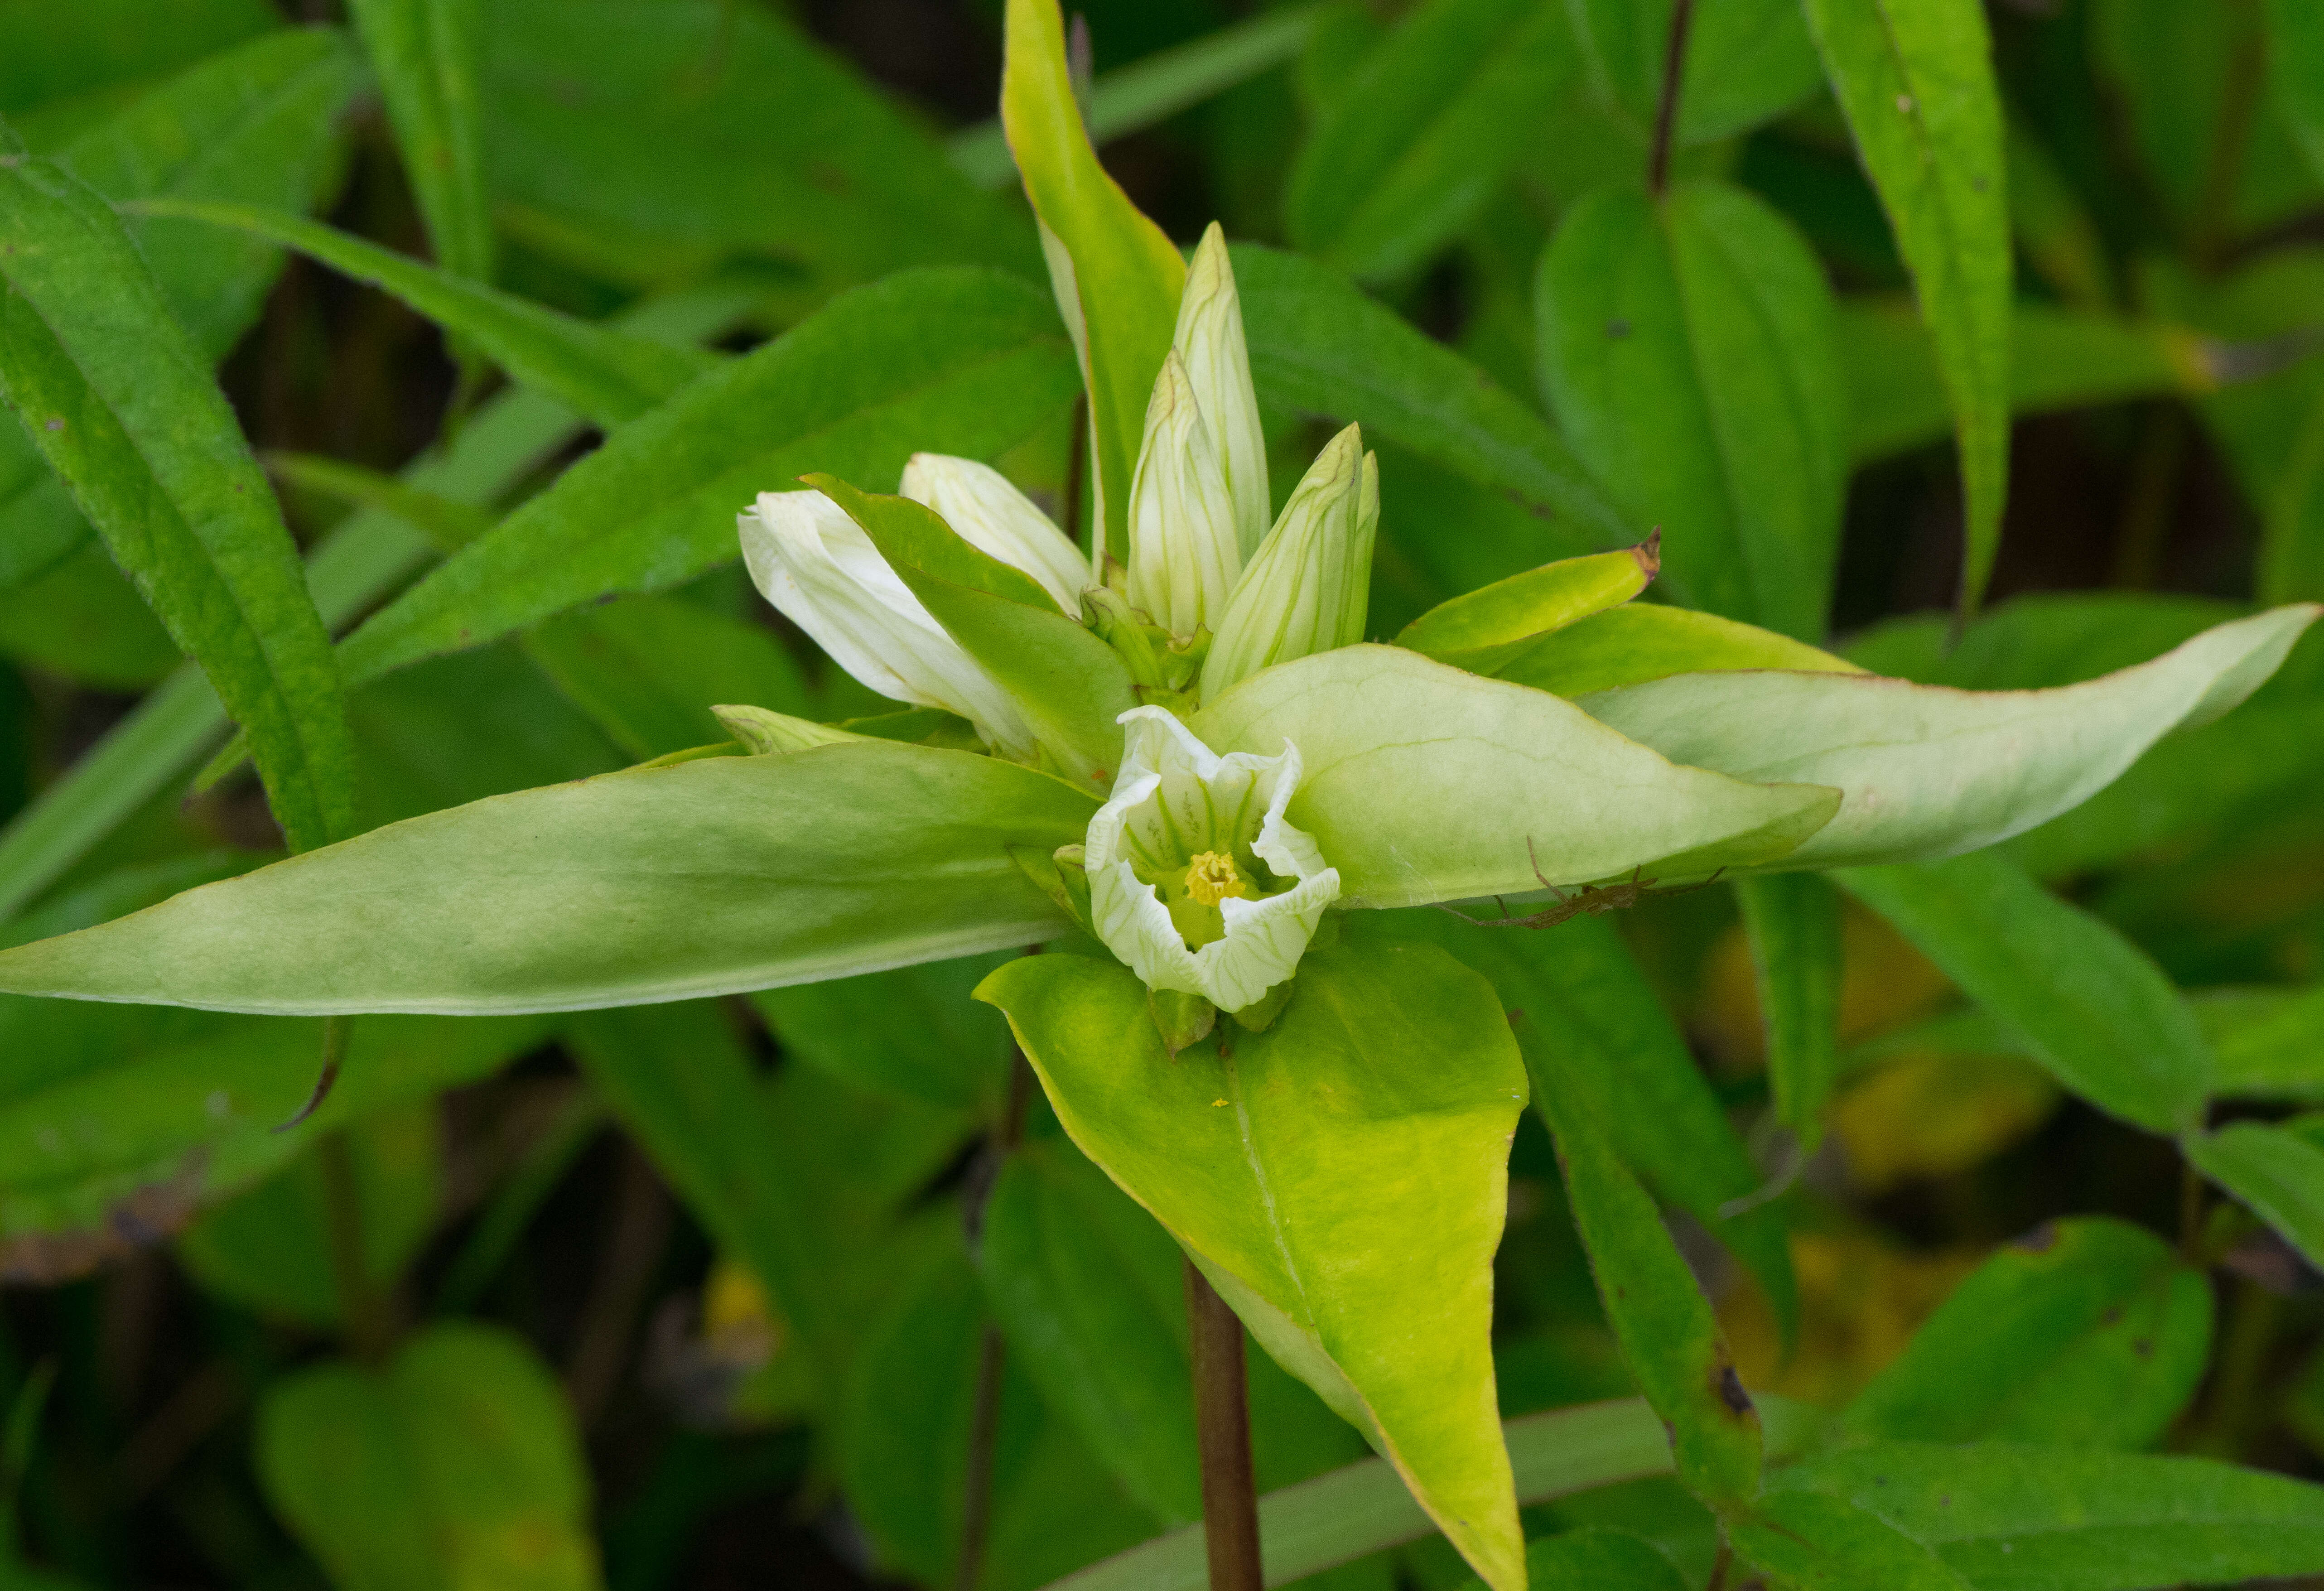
[
  {"x1": 1126, "y1": 352, "x2": 1241, "y2": 636},
  {"x1": 898, "y1": 453, "x2": 1089, "y2": 614},
  {"x1": 1084, "y1": 706, "x2": 1339, "y2": 1012},
  {"x1": 1176, "y1": 224, "x2": 1270, "y2": 560},
  {"x1": 738, "y1": 490, "x2": 1037, "y2": 760}
]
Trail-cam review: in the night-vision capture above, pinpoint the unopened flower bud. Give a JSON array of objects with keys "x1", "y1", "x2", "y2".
[
  {"x1": 1174, "y1": 224, "x2": 1269, "y2": 560},
  {"x1": 1125, "y1": 351, "x2": 1241, "y2": 638},
  {"x1": 1200, "y1": 424, "x2": 1377, "y2": 699}
]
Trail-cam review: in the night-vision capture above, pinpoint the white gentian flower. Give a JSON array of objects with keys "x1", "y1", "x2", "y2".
[
  {"x1": 738, "y1": 489, "x2": 1038, "y2": 760},
  {"x1": 1126, "y1": 352, "x2": 1241, "y2": 637},
  {"x1": 1086, "y1": 707, "x2": 1340, "y2": 1014},
  {"x1": 898, "y1": 453, "x2": 1089, "y2": 614},
  {"x1": 1202, "y1": 424, "x2": 1378, "y2": 698},
  {"x1": 1173, "y1": 224, "x2": 1269, "y2": 560}
]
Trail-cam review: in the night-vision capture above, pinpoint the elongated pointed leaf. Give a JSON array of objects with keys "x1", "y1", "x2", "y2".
[
  {"x1": 1232, "y1": 244, "x2": 1630, "y2": 551},
  {"x1": 127, "y1": 199, "x2": 712, "y2": 426},
  {"x1": 0, "y1": 741, "x2": 1090, "y2": 1014},
  {"x1": 978, "y1": 945, "x2": 1530, "y2": 1591},
  {"x1": 60, "y1": 27, "x2": 363, "y2": 361},
  {"x1": 1771, "y1": 1441, "x2": 2324, "y2": 1589},
  {"x1": 0, "y1": 144, "x2": 355, "y2": 850},
  {"x1": 1583, "y1": 606, "x2": 2319, "y2": 869},
  {"x1": 1837, "y1": 851, "x2": 2211, "y2": 1134},
  {"x1": 1498, "y1": 603, "x2": 1861, "y2": 697},
  {"x1": 1532, "y1": 1032, "x2": 1762, "y2": 1508},
  {"x1": 1845, "y1": 1217, "x2": 2212, "y2": 1449},
  {"x1": 1736, "y1": 872, "x2": 1843, "y2": 1145},
  {"x1": 2184, "y1": 1114, "x2": 2324, "y2": 1271},
  {"x1": 345, "y1": 0, "x2": 492, "y2": 287},
  {"x1": 1732, "y1": 1491, "x2": 1973, "y2": 1591},
  {"x1": 1192, "y1": 645, "x2": 1839, "y2": 908},
  {"x1": 1802, "y1": 0, "x2": 2010, "y2": 617},
  {"x1": 1537, "y1": 180, "x2": 1847, "y2": 640},
  {"x1": 1285, "y1": 0, "x2": 1578, "y2": 283},
  {"x1": 1002, "y1": 0, "x2": 1185, "y2": 563},
  {"x1": 334, "y1": 268, "x2": 1079, "y2": 690},
  {"x1": 1396, "y1": 543, "x2": 1657, "y2": 676}
]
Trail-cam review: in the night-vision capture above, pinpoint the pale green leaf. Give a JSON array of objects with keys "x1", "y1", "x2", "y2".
[
  {"x1": 0, "y1": 145, "x2": 355, "y2": 849},
  {"x1": 1003, "y1": 0, "x2": 1186, "y2": 563},
  {"x1": 1582, "y1": 606, "x2": 2319, "y2": 869},
  {"x1": 0, "y1": 741, "x2": 1091, "y2": 1013},
  {"x1": 1191, "y1": 644, "x2": 1839, "y2": 909},
  {"x1": 978, "y1": 945, "x2": 1530, "y2": 1591},
  {"x1": 1801, "y1": 0, "x2": 2011, "y2": 616}
]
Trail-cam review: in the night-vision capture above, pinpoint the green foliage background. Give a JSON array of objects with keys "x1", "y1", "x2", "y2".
[{"x1": 2, "y1": 0, "x2": 2324, "y2": 1587}]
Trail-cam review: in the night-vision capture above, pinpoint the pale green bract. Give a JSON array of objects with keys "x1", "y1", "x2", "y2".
[{"x1": 1085, "y1": 707, "x2": 1340, "y2": 1013}]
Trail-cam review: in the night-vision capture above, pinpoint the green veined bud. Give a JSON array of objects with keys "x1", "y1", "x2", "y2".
[
  {"x1": 1199, "y1": 424, "x2": 1377, "y2": 699},
  {"x1": 1126, "y1": 350, "x2": 1241, "y2": 637},
  {"x1": 1174, "y1": 223, "x2": 1269, "y2": 560}
]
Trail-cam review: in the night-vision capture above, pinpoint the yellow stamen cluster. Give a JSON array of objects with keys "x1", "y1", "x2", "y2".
[{"x1": 1183, "y1": 850, "x2": 1253, "y2": 906}]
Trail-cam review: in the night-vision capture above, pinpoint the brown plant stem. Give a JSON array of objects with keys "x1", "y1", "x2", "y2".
[
  {"x1": 1187, "y1": 1259, "x2": 1263, "y2": 1591},
  {"x1": 1706, "y1": 1541, "x2": 1734, "y2": 1591},
  {"x1": 1647, "y1": 0, "x2": 1699, "y2": 198}
]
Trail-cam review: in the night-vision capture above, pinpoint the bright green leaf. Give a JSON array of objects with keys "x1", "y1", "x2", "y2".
[
  {"x1": 333, "y1": 268, "x2": 1078, "y2": 692},
  {"x1": 1771, "y1": 1441, "x2": 2324, "y2": 1590},
  {"x1": 1836, "y1": 851, "x2": 2211, "y2": 1135},
  {"x1": 1396, "y1": 543, "x2": 1657, "y2": 676},
  {"x1": 1731, "y1": 1490, "x2": 1973, "y2": 1591},
  {"x1": 1801, "y1": 0, "x2": 2011, "y2": 617},
  {"x1": 125, "y1": 199, "x2": 714, "y2": 427},
  {"x1": 2184, "y1": 1114, "x2": 2324, "y2": 1271},
  {"x1": 1537, "y1": 180, "x2": 1847, "y2": 640},
  {"x1": 345, "y1": 0, "x2": 492, "y2": 290},
  {"x1": 1735, "y1": 872, "x2": 1843, "y2": 1146},
  {"x1": 1285, "y1": 0, "x2": 1577, "y2": 283},
  {"x1": 978, "y1": 944, "x2": 1530, "y2": 1591},
  {"x1": 1496, "y1": 603, "x2": 1861, "y2": 697},
  {"x1": 0, "y1": 144, "x2": 355, "y2": 849},
  {"x1": 1844, "y1": 1217, "x2": 2213, "y2": 1450},
  {"x1": 1529, "y1": 1026, "x2": 1762, "y2": 1509}
]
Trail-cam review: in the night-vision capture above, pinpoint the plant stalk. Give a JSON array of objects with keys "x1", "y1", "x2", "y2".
[
  {"x1": 1647, "y1": 0, "x2": 1698, "y2": 198},
  {"x1": 1186, "y1": 1259, "x2": 1263, "y2": 1591}
]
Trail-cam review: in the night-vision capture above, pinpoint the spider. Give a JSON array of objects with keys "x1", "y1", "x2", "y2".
[{"x1": 1437, "y1": 839, "x2": 1725, "y2": 930}]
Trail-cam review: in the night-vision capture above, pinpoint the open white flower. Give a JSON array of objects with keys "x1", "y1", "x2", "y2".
[
  {"x1": 898, "y1": 452, "x2": 1089, "y2": 613},
  {"x1": 738, "y1": 489, "x2": 1038, "y2": 760},
  {"x1": 1086, "y1": 707, "x2": 1340, "y2": 1013}
]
